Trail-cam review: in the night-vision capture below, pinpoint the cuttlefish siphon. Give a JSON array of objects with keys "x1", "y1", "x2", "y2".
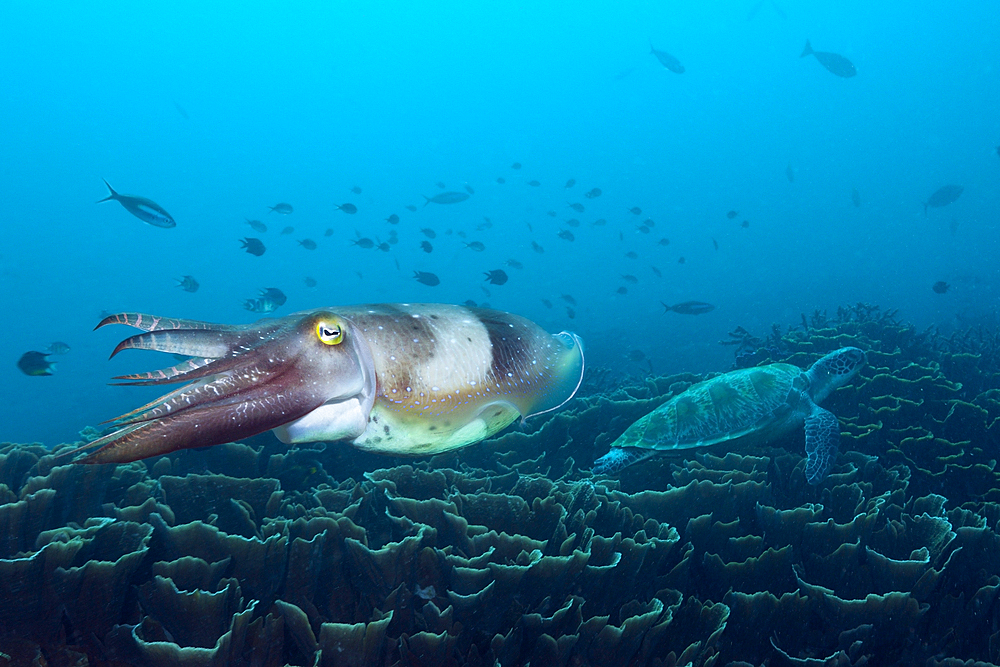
[{"x1": 69, "y1": 304, "x2": 585, "y2": 464}]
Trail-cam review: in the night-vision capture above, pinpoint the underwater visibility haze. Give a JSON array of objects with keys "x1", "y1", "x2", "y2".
[{"x1": 3, "y1": 1, "x2": 1000, "y2": 665}]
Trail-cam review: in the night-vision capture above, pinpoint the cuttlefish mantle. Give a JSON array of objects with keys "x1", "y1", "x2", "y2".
[{"x1": 68, "y1": 304, "x2": 584, "y2": 464}]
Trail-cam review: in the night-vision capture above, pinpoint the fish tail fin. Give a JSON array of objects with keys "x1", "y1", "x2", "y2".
[
  {"x1": 96, "y1": 178, "x2": 118, "y2": 203},
  {"x1": 800, "y1": 40, "x2": 813, "y2": 57},
  {"x1": 423, "y1": 195, "x2": 431, "y2": 207},
  {"x1": 660, "y1": 301, "x2": 672, "y2": 313}
]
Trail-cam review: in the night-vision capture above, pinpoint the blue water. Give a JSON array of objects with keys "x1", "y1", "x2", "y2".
[{"x1": 3, "y1": 1, "x2": 999, "y2": 447}]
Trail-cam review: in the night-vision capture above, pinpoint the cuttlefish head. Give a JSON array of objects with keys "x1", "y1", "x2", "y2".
[{"x1": 69, "y1": 310, "x2": 376, "y2": 464}]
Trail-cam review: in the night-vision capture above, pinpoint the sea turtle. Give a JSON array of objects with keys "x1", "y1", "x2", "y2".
[{"x1": 592, "y1": 347, "x2": 866, "y2": 484}]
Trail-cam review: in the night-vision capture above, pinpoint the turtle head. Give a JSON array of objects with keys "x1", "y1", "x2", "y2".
[{"x1": 806, "y1": 347, "x2": 866, "y2": 403}]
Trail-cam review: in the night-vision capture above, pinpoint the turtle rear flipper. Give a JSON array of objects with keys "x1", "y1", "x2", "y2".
[
  {"x1": 593, "y1": 447, "x2": 652, "y2": 475},
  {"x1": 804, "y1": 403, "x2": 840, "y2": 484}
]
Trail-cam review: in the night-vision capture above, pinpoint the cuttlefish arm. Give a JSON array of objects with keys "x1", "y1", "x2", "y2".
[{"x1": 70, "y1": 304, "x2": 583, "y2": 465}]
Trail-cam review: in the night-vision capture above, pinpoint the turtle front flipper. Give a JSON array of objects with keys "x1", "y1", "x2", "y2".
[
  {"x1": 592, "y1": 447, "x2": 653, "y2": 475},
  {"x1": 804, "y1": 403, "x2": 840, "y2": 484}
]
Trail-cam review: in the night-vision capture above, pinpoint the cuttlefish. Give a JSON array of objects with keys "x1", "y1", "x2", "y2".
[{"x1": 69, "y1": 304, "x2": 585, "y2": 465}]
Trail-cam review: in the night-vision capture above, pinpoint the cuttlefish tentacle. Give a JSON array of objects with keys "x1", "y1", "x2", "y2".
[{"x1": 71, "y1": 304, "x2": 583, "y2": 465}]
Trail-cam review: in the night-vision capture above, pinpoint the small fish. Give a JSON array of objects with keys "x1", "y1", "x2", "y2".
[
  {"x1": 298, "y1": 239, "x2": 317, "y2": 250},
  {"x1": 386, "y1": 214, "x2": 400, "y2": 224},
  {"x1": 532, "y1": 241, "x2": 545, "y2": 254},
  {"x1": 568, "y1": 202, "x2": 585, "y2": 213},
  {"x1": 800, "y1": 40, "x2": 856, "y2": 78},
  {"x1": 932, "y1": 281, "x2": 950, "y2": 294},
  {"x1": 741, "y1": 220, "x2": 750, "y2": 228},
  {"x1": 547, "y1": 211, "x2": 557, "y2": 217},
  {"x1": 424, "y1": 192, "x2": 470, "y2": 205},
  {"x1": 464, "y1": 184, "x2": 475, "y2": 195},
  {"x1": 413, "y1": 271, "x2": 440, "y2": 286},
  {"x1": 637, "y1": 225, "x2": 650, "y2": 234},
  {"x1": 325, "y1": 228, "x2": 335, "y2": 237},
  {"x1": 627, "y1": 206, "x2": 642, "y2": 215},
  {"x1": 643, "y1": 218, "x2": 655, "y2": 228},
  {"x1": 46, "y1": 342, "x2": 71, "y2": 355},
  {"x1": 616, "y1": 286, "x2": 628, "y2": 295},
  {"x1": 463, "y1": 300, "x2": 477, "y2": 308},
  {"x1": 176, "y1": 275, "x2": 199, "y2": 292},
  {"x1": 541, "y1": 299, "x2": 553, "y2": 309},
  {"x1": 97, "y1": 179, "x2": 176, "y2": 228},
  {"x1": 17, "y1": 351, "x2": 54, "y2": 376},
  {"x1": 244, "y1": 298, "x2": 279, "y2": 313},
  {"x1": 350, "y1": 186, "x2": 362, "y2": 194},
  {"x1": 527, "y1": 223, "x2": 534, "y2": 232},
  {"x1": 240, "y1": 237, "x2": 266, "y2": 256},
  {"x1": 625, "y1": 251, "x2": 638, "y2": 259},
  {"x1": 661, "y1": 300, "x2": 715, "y2": 315},
  {"x1": 505, "y1": 259, "x2": 523, "y2": 269},
  {"x1": 566, "y1": 307, "x2": 576, "y2": 319},
  {"x1": 436, "y1": 181, "x2": 446, "y2": 189},
  {"x1": 421, "y1": 228, "x2": 437, "y2": 239},
  {"x1": 497, "y1": 177, "x2": 506, "y2": 184},
  {"x1": 621, "y1": 274, "x2": 638, "y2": 284},
  {"x1": 678, "y1": 257, "x2": 686, "y2": 264},
  {"x1": 786, "y1": 163, "x2": 795, "y2": 182},
  {"x1": 477, "y1": 219, "x2": 493, "y2": 231},
  {"x1": 335, "y1": 203, "x2": 358, "y2": 214},
  {"x1": 352, "y1": 237, "x2": 375, "y2": 249},
  {"x1": 405, "y1": 205, "x2": 418, "y2": 212},
  {"x1": 584, "y1": 188, "x2": 602, "y2": 199},
  {"x1": 464, "y1": 241, "x2": 486, "y2": 252},
  {"x1": 527, "y1": 180, "x2": 541, "y2": 187},
  {"x1": 726, "y1": 210, "x2": 738, "y2": 219},
  {"x1": 304, "y1": 277, "x2": 317, "y2": 288},
  {"x1": 924, "y1": 185, "x2": 963, "y2": 215},
  {"x1": 281, "y1": 227, "x2": 294, "y2": 235},
  {"x1": 259, "y1": 287, "x2": 287, "y2": 305},
  {"x1": 851, "y1": 189, "x2": 861, "y2": 208},
  {"x1": 377, "y1": 242, "x2": 390, "y2": 252},
  {"x1": 387, "y1": 235, "x2": 399, "y2": 245},
  {"x1": 269, "y1": 203, "x2": 294, "y2": 214},
  {"x1": 650, "y1": 44, "x2": 685, "y2": 73},
  {"x1": 626, "y1": 349, "x2": 646, "y2": 362},
  {"x1": 246, "y1": 218, "x2": 267, "y2": 233},
  {"x1": 712, "y1": 238, "x2": 719, "y2": 250},
  {"x1": 420, "y1": 241, "x2": 433, "y2": 253},
  {"x1": 484, "y1": 269, "x2": 508, "y2": 285},
  {"x1": 565, "y1": 179, "x2": 576, "y2": 188},
  {"x1": 650, "y1": 266, "x2": 662, "y2": 277},
  {"x1": 593, "y1": 218, "x2": 607, "y2": 226},
  {"x1": 511, "y1": 162, "x2": 522, "y2": 170},
  {"x1": 557, "y1": 230, "x2": 575, "y2": 241},
  {"x1": 565, "y1": 218, "x2": 580, "y2": 228},
  {"x1": 561, "y1": 294, "x2": 577, "y2": 305}
]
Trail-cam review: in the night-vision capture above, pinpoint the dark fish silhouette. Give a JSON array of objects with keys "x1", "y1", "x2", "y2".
[
  {"x1": 281, "y1": 227, "x2": 294, "y2": 235},
  {"x1": 421, "y1": 228, "x2": 437, "y2": 239},
  {"x1": 650, "y1": 266, "x2": 662, "y2": 277},
  {"x1": 464, "y1": 184, "x2": 475, "y2": 194},
  {"x1": 585, "y1": 188, "x2": 602, "y2": 199},
  {"x1": 386, "y1": 214, "x2": 400, "y2": 224},
  {"x1": 712, "y1": 238, "x2": 719, "y2": 250},
  {"x1": 658, "y1": 238, "x2": 671, "y2": 247},
  {"x1": 532, "y1": 241, "x2": 545, "y2": 253},
  {"x1": 616, "y1": 286, "x2": 628, "y2": 295},
  {"x1": 325, "y1": 229, "x2": 335, "y2": 237},
  {"x1": 932, "y1": 281, "x2": 950, "y2": 294},
  {"x1": 268, "y1": 203, "x2": 293, "y2": 214},
  {"x1": 741, "y1": 220, "x2": 750, "y2": 228},
  {"x1": 558, "y1": 230, "x2": 575, "y2": 241},
  {"x1": 625, "y1": 251, "x2": 638, "y2": 259},
  {"x1": 350, "y1": 186, "x2": 362, "y2": 194},
  {"x1": 304, "y1": 277, "x2": 317, "y2": 288},
  {"x1": 505, "y1": 259, "x2": 523, "y2": 269},
  {"x1": 436, "y1": 182, "x2": 446, "y2": 189},
  {"x1": 621, "y1": 274, "x2": 638, "y2": 284},
  {"x1": 851, "y1": 188, "x2": 862, "y2": 207},
  {"x1": 527, "y1": 180, "x2": 541, "y2": 187},
  {"x1": 246, "y1": 219, "x2": 267, "y2": 232},
  {"x1": 800, "y1": 40, "x2": 856, "y2": 78},
  {"x1": 566, "y1": 307, "x2": 576, "y2": 319},
  {"x1": 424, "y1": 192, "x2": 470, "y2": 206},
  {"x1": 484, "y1": 269, "x2": 508, "y2": 285},
  {"x1": 176, "y1": 275, "x2": 199, "y2": 292},
  {"x1": 352, "y1": 237, "x2": 375, "y2": 249},
  {"x1": 924, "y1": 185, "x2": 963, "y2": 215},
  {"x1": 420, "y1": 240, "x2": 433, "y2": 253},
  {"x1": 465, "y1": 241, "x2": 486, "y2": 252},
  {"x1": 650, "y1": 44, "x2": 685, "y2": 73},
  {"x1": 335, "y1": 203, "x2": 358, "y2": 214},
  {"x1": 568, "y1": 202, "x2": 585, "y2": 213},
  {"x1": 661, "y1": 301, "x2": 714, "y2": 315},
  {"x1": 541, "y1": 299, "x2": 553, "y2": 309},
  {"x1": 726, "y1": 210, "x2": 738, "y2": 219},
  {"x1": 298, "y1": 239, "x2": 317, "y2": 250},
  {"x1": 405, "y1": 205, "x2": 418, "y2": 212},
  {"x1": 17, "y1": 351, "x2": 54, "y2": 376},
  {"x1": 678, "y1": 257, "x2": 686, "y2": 264},
  {"x1": 377, "y1": 242, "x2": 390, "y2": 252},
  {"x1": 497, "y1": 177, "x2": 506, "y2": 184},
  {"x1": 593, "y1": 218, "x2": 607, "y2": 226},
  {"x1": 565, "y1": 179, "x2": 576, "y2": 188},
  {"x1": 565, "y1": 218, "x2": 580, "y2": 228},
  {"x1": 413, "y1": 271, "x2": 440, "y2": 286},
  {"x1": 511, "y1": 162, "x2": 522, "y2": 170},
  {"x1": 97, "y1": 180, "x2": 175, "y2": 228},
  {"x1": 240, "y1": 237, "x2": 266, "y2": 256},
  {"x1": 561, "y1": 294, "x2": 577, "y2": 305},
  {"x1": 628, "y1": 207, "x2": 642, "y2": 215}
]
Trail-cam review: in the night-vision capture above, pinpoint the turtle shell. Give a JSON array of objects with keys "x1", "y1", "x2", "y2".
[{"x1": 612, "y1": 363, "x2": 809, "y2": 451}]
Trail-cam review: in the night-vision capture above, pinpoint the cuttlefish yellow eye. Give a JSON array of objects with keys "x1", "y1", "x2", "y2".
[{"x1": 316, "y1": 318, "x2": 345, "y2": 345}]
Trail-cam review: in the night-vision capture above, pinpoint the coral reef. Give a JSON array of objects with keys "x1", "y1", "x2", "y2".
[{"x1": 2, "y1": 304, "x2": 1000, "y2": 666}]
